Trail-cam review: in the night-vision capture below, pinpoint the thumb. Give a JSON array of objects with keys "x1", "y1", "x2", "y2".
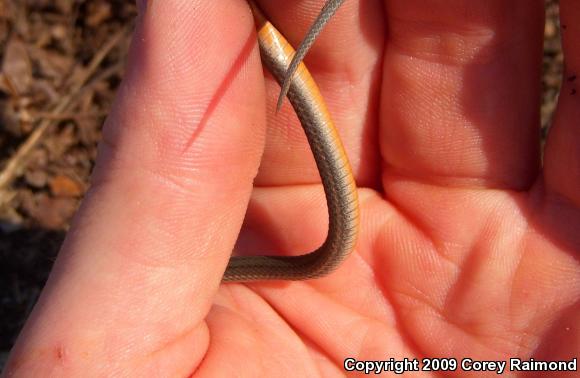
[{"x1": 6, "y1": 0, "x2": 264, "y2": 375}]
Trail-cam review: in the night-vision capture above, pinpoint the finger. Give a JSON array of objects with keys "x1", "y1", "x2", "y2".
[
  {"x1": 381, "y1": 0, "x2": 544, "y2": 190},
  {"x1": 253, "y1": 0, "x2": 385, "y2": 187},
  {"x1": 6, "y1": 0, "x2": 264, "y2": 374},
  {"x1": 543, "y1": 0, "x2": 580, "y2": 207}
]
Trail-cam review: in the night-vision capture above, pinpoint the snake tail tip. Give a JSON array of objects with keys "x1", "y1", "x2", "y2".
[{"x1": 275, "y1": 94, "x2": 285, "y2": 112}]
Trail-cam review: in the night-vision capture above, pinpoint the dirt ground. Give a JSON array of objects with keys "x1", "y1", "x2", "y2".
[{"x1": 0, "y1": 0, "x2": 564, "y2": 367}]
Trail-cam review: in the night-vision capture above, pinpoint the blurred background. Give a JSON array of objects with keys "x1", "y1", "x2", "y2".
[{"x1": 0, "y1": 0, "x2": 564, "y2": 368}]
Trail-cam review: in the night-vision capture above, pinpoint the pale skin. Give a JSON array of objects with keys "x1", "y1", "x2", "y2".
[{"x1": 3, "y1": 0, "x2": 579, "y2": 376}]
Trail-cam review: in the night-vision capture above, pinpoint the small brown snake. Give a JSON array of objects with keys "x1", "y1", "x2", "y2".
[{"x1": 222, "y1": 0, "x2": 357, "y2": 282}]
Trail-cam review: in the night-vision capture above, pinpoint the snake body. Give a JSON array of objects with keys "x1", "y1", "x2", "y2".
[{"x1": 222, "y1": 1, "x2": 357, "y2": 282}]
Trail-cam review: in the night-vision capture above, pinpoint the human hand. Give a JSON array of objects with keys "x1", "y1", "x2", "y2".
[{"x1": 4, "y1": 1, "x2": 579, "y2": 376}]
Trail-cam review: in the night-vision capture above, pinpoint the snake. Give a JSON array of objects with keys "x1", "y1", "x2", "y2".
[{"x1": 222, "y1": 0, "x2": 356, "y2": 281}]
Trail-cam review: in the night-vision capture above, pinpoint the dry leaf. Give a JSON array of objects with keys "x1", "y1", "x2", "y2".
[
  {"x1": 49, "y1": 174, "x2": 83, "y2": 197},
  {"x1": 30, "y1": 193, "x2": 77, "y2": 229},
  {"x1": 2, "y1": 36, "x2": 32, "y2": 95}
]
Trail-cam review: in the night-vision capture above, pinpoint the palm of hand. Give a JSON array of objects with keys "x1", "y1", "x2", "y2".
[
  {"x1": 208, "y1": 186, "x2": 577, "y2": 376},
  {"x1": 202, "y1": 1, "x2": 579, "y2": 375}
]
